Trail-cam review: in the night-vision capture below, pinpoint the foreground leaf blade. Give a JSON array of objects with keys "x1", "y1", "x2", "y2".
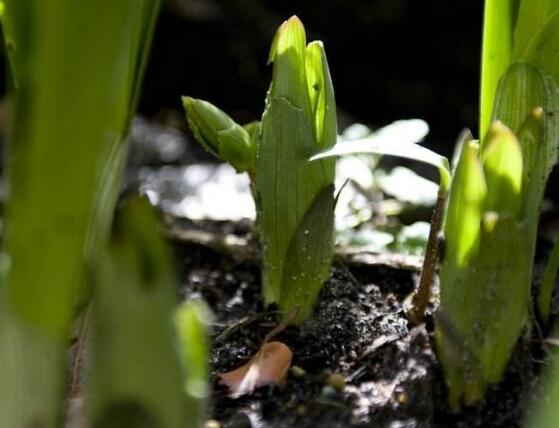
[
  {"x1": 480, "y1": 0, "x2": 517, "y2": 139},
  {"x1": 89, "y1": 198, "x2": 193, "y2": 428}
]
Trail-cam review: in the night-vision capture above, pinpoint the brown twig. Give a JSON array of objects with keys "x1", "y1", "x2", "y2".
[
  {"x1": 410, "y1": 189, "x2": 446, "y2": 322},
  {"x1": 262, "y1": 306, "x2": 300, "y2": 345}
]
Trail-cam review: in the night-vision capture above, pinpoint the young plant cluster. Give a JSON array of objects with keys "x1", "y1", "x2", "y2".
[
  {"x1": 184, "y1": 16, "x2": 337, "y2": 323},
  {"x1": 3, "y1": 0, "x2": 559, "y2": 426},
  {"x1": 437, "y1": 0, "x2": 559, "y2": 408}
]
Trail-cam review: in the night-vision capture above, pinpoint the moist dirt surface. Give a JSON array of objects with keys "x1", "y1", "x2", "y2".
[{"x1": 170, "y1": 218, "x2": 544, "y2": 428}]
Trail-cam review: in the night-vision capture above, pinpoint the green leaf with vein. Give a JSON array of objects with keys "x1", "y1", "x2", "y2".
[
  {"x1": 492, "y1": 62, "x2": 559, "y2": 261},
  {"x1": 258, "y1": 95, "x2": 334, "y2": 310},
  {"x1": 182, "y1": 16, "x2": 336, "y2": 323},
  {"x1": 280, "y1": 184, "x2": 335, "y2": 322},
  {"x1": 311, "y1": 121, "x2": 450, "y2": 192},
  {"x1": 437, "y1": 60, "x2": 559, "y2": 408}
]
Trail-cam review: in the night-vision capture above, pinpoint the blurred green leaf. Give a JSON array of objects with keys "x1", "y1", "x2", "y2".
[
  {"x1": 175, "y1": 299, "x2": 212, "y2": 403},
  {"x1": 0, "y1": 1, "x2": 161, "y2": 427},
  {"x1": 528, "y1": 350, "x2": 559, "y2": 428},
  {"x1": 89, "y1": 198, "x2": 196, "y2": 428},
  {"x1": 538, "y1": 238, "x2": 559, "y2": 326}
]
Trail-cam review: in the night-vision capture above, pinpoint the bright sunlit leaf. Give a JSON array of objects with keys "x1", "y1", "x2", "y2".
[{"x1": 480, "y1": 0, "x2": 517, "y2": 139}]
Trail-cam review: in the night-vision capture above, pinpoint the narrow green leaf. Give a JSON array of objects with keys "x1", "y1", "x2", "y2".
[
  {"x1": 305, "y1": 41, "x2": 337, "y2": 149},
  {"x1": 280, "y1": 184, "x2": 335, "y2": 323},
  {"x1": 89, "y1": 198, "x2": 192, "y2": 428},
  {"x1": 175, "y1": 299, "x2": 212, "y2": 422},
  {"x1": 480, "y1": 0, "x2": 517, "y2": 139},
  {"x1": 311, "y1": 121, "x2": 451, "y2": 192},
  {"x1": 126, "y1": 0, "x2": 162, "y2": 127},
  {"x1": 442, "y1": 140, "x2": 486, "y2": 272}
]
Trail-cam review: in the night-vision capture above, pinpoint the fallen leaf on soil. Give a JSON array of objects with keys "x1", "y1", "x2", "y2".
[
  {"x1": 218, "y1": 341, "x2": 293, "y2": 398},
  {"x1": 219, "y1": 307, "x2": 298, "y2": 398}
]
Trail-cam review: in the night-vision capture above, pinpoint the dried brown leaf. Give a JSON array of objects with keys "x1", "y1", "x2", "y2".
[{"x1": 218, "y1": 341, "x2": 293, "y2": 398}]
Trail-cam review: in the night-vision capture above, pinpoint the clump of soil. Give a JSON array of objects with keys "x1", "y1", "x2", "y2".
[{"x1": 170, "y1": 219, "x2": 543, "y2": 428}]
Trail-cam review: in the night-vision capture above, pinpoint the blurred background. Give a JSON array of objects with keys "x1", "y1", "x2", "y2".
[{"x1": 140, "y1": 0, "x2": 484, "y2": 156}]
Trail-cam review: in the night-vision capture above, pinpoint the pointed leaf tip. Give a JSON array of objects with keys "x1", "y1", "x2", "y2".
[
  {"x1": 285, "y1": 15, "x2": 305, "y2": 32},
  {"x1": 481, "y1": 121, "x2": 523, "y2": 217},
  {"x1": 268, "y1": 15, "x2": 306, "y2": 64}
]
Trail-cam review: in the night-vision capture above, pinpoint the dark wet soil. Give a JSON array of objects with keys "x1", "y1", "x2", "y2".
[{"x1": 169, "y1": 219, "x2": 545, "y2": 428}]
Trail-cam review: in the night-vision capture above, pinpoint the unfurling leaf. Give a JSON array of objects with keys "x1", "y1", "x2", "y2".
[
  {"x1": 258, "y1": 16, "x2": 336, "y2": 317},
  {"x1": 218, "y1": 341, "x2": 292, "y2": 398},
  {"x1": 182, "y1": 96, "x2": 255, "y2": 174}
]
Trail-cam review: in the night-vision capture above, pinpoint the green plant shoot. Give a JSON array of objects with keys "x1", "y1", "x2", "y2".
[
  {"x1": 183, "y1": 16, "x2": 336, "y2": 323},
  {"x1": 90, "y1": 198, "x2": 207, "y2": 428},
  {"x1": 437, "y1": 62, "x2": 559, "y2": 408},
  {"x1": 434, "y1": 0, "x2": 559, "y2": 407}
]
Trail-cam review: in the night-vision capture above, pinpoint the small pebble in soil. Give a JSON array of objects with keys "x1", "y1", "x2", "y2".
[
  {"x1": 204, "y1": 420, "x2": 222, "y2": 428},
  {"x1": 290, "y1": 365, "x2": 306, "y2": 378},
  {"x1": 327, "y1": 373, "x2": 346, "y2": 391},
  {"x1": 296, "y1": 403, "x2": 308, "y2": 416},
  {"x1": 321, "y1": 385, "x2": 340, "y2": 398}
]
